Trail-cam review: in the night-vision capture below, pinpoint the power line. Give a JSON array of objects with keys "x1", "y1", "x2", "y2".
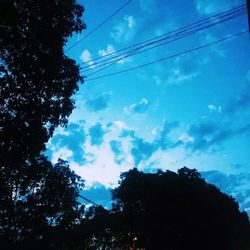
[
  {"x1": 84, "y1": 31, "x2": 247, "y2": 82},
  {"x1": 66, "y1": 0, "x2": 133, "y2": 52},
  {"x1": 79, "y1": 4, "x2": 246, "y2": 68},
  {"x1": 79, "y1": 194, "x2": 99, "y2": 207},
  {"x1": 79, "y1": 7, "x2": 246, "y2": 76},
  {"x1": 81, "y1": 10, "x2": 246, "y2": 76}
]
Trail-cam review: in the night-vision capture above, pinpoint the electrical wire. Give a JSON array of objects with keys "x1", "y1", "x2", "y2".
[
  {"x1": 79, "y1": 4, "x2": 246, "y2": 68},
  {"x1": 79, "y1": 194, "x2": 99, "y2": 207},
  {"x1": 84, "y1": 31, "x2": 248, "y2": 82},
  {"x1": 66, "y1": 0, "x2": 133, "y2": 52},
  {"x1": 81, "y1": 10, "x2": 246, "y2": 76}
]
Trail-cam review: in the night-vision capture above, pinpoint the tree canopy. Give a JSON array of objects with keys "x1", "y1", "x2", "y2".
[
  {"x1": 0, "y1": 0, "x2": 85, "y2": 161},
  {"x1": 80, "y1": 167, "x2": 250, "y2": 250},
  {"x1": 0, "y1": 1, "x2": 86, "y2": 248}
]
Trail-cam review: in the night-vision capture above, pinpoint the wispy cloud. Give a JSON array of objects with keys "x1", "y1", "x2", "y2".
[
  {"x1": 124, "y1": 98, "x2": 150, "y2": 114},
  {"x1": 98, "y1": 44, "x2": 130, "y2": 64},
  {"x1": 98, "y1": 44, "x2": 116, "y2": 57},
  {"x1": 208, "y1": 104, "x2": 222, "y2": 113},
  {"x1": 195, "y1": 0, "x2": 241, "y2": 15},
  {"x1": 70, "y1": 123, "x2": 134, "y2": 188},
  {"x1": 79, "y1": 49, "x2": 95, "y2": 68},
  {"x1": 168, "y1": 56, "x2": 199, "y2": 84},
  {"x1": 111, "y1": 15, "x2": 136, "y2": 43}
]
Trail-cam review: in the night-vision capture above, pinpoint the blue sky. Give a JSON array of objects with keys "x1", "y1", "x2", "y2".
[{"x1": 47, "y1": 0, "x2": 250, "y2": 212}]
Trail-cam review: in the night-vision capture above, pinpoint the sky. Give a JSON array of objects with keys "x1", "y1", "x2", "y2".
[{"x1": 46, "y1": 0, "x2": 250, "y2": 212}]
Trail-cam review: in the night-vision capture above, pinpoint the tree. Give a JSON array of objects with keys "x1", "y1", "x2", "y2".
[
  {"x1": 0, "y1": 157, "x2": 85, "y2": 249},
  {"x1": 0, "y1": 0, "x2": 85, "y2": 163},
  {"x1": 0, "y1": 1, "x2": 86, "y2": 248},
  {"x1": 83, "y1": 168, "x2": 250, "y2": 250}
]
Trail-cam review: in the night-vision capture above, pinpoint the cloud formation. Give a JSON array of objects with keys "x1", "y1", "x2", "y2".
[
  {"x1": 79, "y1": 49, "x2": 95, "y2": 68},
  {"x1": 124, "y1": 98, "x2": 150, "y2": 114},
  {"x1": 98, "y1": 44, "x2": 129, "y2": 64},
  {"x1": 85, "y1": 92, "x2": 111, "y2": 112},
  {"x1": 109, "y1": 140, "x2": 124, "y2": 164},
  {"x1": 47, "y1": 122, "x2": 86, "y2": 164},
  {"x1": 111, "y1": 15, "x2": 136, "y2": 43}
]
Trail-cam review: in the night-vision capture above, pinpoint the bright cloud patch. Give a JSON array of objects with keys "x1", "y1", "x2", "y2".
[
  {"x1": 125, "y1": 98, "x2": 150, "y2": 114},
  {"x1": 98, "y1": 44, "x2": 116, "y2": 57},
  {"x1": 51, "y1": 147, "x2": 73, "y2": 164},
  {"x1": 208, "y1": 104, "x2": 222, "y2": 113},
  {"x1": 47, "y1": 122, "x2": 86, "y2": 164},
  {"x1": 70, "y1": 125, "x2": 134, "y2": 188},
  {"x1": 111, "y1": 15, "x2": 136, "y2": 43},
  {"x1": 80, "y1": 49, "x2": 95, "y2": 68},
  {"x1": 98, "y1": 44, "x2": 129, "y2": 64}
]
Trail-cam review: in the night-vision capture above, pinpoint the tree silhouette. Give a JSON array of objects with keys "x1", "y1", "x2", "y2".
[
  {"x1": 81, "y1": 167, "x2": 250, "y2": 250},
  {"x1": 0, "y1": 0, "x2": 85, "y2": 161},
  {"x1": 0, "y1": 1, "x2": 86, "y2": 248}
]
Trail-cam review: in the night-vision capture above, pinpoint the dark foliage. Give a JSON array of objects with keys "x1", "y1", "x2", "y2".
[
  {"x1": 0, "y1": 0, "x2": 86, "y2": 248},
  {"x1": 81, "y1": 167, "x2": 250, "y2": 250},
  {"x1": 0, "y1": 157, "x2": 84, "y2": 249},
  {"x1": 0, "y1": 0, "x2": 85, "y2": 161}
]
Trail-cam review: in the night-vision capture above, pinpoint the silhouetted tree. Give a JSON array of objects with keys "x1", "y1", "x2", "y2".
[
  {"x1": 82, "y1": 168, "x2": 250, "y2": 250},
  {"x1": 0, "y1": 0, "x2": 85, "y2": 162},
  {"x1": 0, "y1": 0, "x2": 86, "y2": 248}
]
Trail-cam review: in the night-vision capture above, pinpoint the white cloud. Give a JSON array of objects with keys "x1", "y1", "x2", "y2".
[
  {"x1": 47, "y1": 118, "x2": 245, "y2": 190},
  {"x1": 98, "y1": 44, "x2": 129, "y2": 64},
  {"x1": 79, "y1": 49, "x2": 95, "y2": 68},
  {"x1": 111, "y1": 120, "x2": 128, "y2": 131},
  {"x1": 195, "y1": 0, "x2": 241, "y2": 15},
  {"x1": 167, "y1": 68, "x2": 197, "y2": 84},
  {"x1": 179, "y1": 133, "x2": 194, "y2": 143},
  {"x1": 70, "y1": 130, "x2": 134, "y2": 188},
  {"x1": 98, "y1": 44, "x2": 116, "y2": 57},
  {"x1": 125, "y1": 15, "x2": 135, "y2": 29},
  {"x1": 52, "y1": 147, "x2": 73, "y2": 164},
  {"x1": 124, "y1": 98, "x2": 150, "y2": 114},
  {"x1": 159, "y1": 55, "x2": 200, "y2": 85},
  {"x1": 208, "y1": 104, "x2": 222, "y2": 113},
  {"x1": 111, "y1": 15, "x2": 136, "y2": 43}
]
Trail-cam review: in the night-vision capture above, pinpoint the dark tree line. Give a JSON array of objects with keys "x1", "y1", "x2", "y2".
[
  {"x1": 1, "y1": 1, "x2": 250, "y2": 249},
  {"x1": 75, "y1": 168, "x2": 250, "y2": 250},
  {"x1": 0, "y1": 0, "x2": 85, "y2": 249}
]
